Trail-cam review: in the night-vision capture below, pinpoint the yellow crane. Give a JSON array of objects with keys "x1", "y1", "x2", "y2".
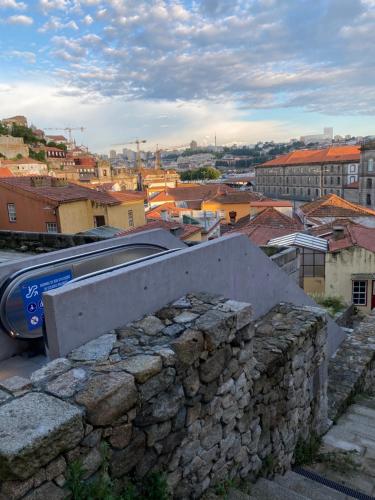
[{"x1": 113, "y1": 139, "x2": 147, "y2": 171}]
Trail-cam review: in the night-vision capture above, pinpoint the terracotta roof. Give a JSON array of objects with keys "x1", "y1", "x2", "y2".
[
  {"x1": 0, "y1": 167, "x2": 14, "y2": 178},
  {"x1": 150, "y1": 184, "x2": 235, "y2": 205},
  {"x1": 116, "y1": 220, "x2": 201, "y2": 241},
  {"x1": 257, "y1": 145, "x2": 360, "y2": 168},
  {"x1": 146, "y1": 202, "x2": 182, "y2": 220},
  {"x1": 225, "y1": 207, "x2": 302, "y2": 245},
  {"x1": 46, "y1": 135, "x2": 67, "y2": 142},
  {"x1": 108, "y1": 191, "x2": 145, "y2": 202},
  {"x1": 327, "y1": 224, "x2": 375, "y2": 253},
  {"x1": 250, "y1": 200, "x2": 292, "y2": 208},
  {"x1": 207, "y1": 191, "x2": 264, "y2": 204},
  {"x1": 0, "y1": 176, "x2": 127, "y2": 206},
  {"x1": 300, "y1": 194, "x2": 375, "y2": 218}
]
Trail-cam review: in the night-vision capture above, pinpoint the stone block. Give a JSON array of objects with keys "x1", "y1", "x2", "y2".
[
  {"x1": 46, "y1": 368, "x2": 87, "y2": 399},
  {"x1": 0, "y1": 393, "x2": 83, "y2": 480},
  {"x1": 23, "y1": 481, "x2": 65, "y2": 500},
  {"x1": 174, "y1": 311, "x2": 199, "y2": 324},
  {"x1": 45, "y1": 456, "x2": 66, "y2": 481},
  {"x1": 171, "y1": 329, "x2": 204, "y2": 365},
  {"x1": 75, "y1": 372, "x2": 137, "y2": 426},
  {"x1": 0, "y1": 376, "x2": 31, "y2": 395},
  {"x1": 139, "y1": 367, "x2": 175, "y2": 401},
  {"x1": 220, "y1": 300, "x2": 253, "y2": 330},
  {"x1": 30, "y1": 358, "x2": 71, "y2": 384},
  {"x1": 110, "y1": 430, "x2": 146, "y2": 477},
  {"x1": 109, "y1": 423, "x2": 133, "y2": 449},
  {"x1": 118, "y1": 355, "x2": 162, "y2": 383},
  {"x1": 134, "y1": 315, "x2": 164, "y2": 335},
  {"x1": 69, "y1": 334, "x2": 116, "y2": 362},
  {"x1": 200, "y1": 347, "x2": 231, "y2": 383},
  {"x1": 196, "y1": 309, "x2": 236, "y2": 349}
]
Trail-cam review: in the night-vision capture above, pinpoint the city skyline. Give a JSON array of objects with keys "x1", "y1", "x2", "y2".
[{"x1": 1, "y1": 0, "x2": 375, "y2": 151}]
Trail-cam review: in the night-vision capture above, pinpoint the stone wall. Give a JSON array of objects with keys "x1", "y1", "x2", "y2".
[
  {"x1": 0, "y1": 230, "x2": 103, "y2": 253},
  {"x1": 328, "y1": 310, "x2": 375, "y2": 421},
  {"x1": 0, "y1": 294, "x2": 328, "y2": 499}
]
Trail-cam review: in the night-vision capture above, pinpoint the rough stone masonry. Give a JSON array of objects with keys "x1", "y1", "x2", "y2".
[{"x1": 0, "y1": 293, "x2": 329, "y2": 499}]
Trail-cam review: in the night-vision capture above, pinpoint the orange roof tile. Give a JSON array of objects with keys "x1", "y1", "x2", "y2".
[
  {"x1": 0, "y1": 167, "x2": 14, "y2": 178},
  {"x1": 300, "y1": 194, "x2": 375, "y2": 218},
  {"x1": 250, "y1": 200, "x2": 292, "y2": 208},
  {"x1": 207, "y1": 191, "x2": 264, "y2": 204},
  {"x1": 326, "y1": 224, "x2": 375, "y2": 253},
  {"x1": 257, "y1": 145, "x2": 360, "y2": 168},
  {"x1": 150, "y1": 184, "x2": 235, "y2": 205},
  {"x1": 225, "y1": 207, "x2": 302, "y2": 245}
]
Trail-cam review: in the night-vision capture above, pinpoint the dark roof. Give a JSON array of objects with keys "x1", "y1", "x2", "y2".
[
  {"x1": 117, "y1": 220, "x2": 201, "y2": 241},
  {"x1": 0, "y1": 176, "x2": 140, "y2": 206}
]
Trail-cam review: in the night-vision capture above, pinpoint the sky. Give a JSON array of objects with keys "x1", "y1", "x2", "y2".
[{"x1": 0, "y1": 0, "x2": 374, "y2": 153}]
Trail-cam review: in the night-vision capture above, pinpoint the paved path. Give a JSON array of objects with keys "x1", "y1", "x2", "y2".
[{"x1": 308, "y1": 396, "x2": 375, "y2": 497}]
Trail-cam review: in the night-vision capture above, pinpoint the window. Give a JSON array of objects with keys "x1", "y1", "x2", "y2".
[
  {"x1": 46, "y1": 222, "x2": 58, "y2": 233},
  {"x1": 315, "y1": 189, "x2": 319, "y2": 197},
  {"x1": 367, "y1": 194, "x2": 372, "y2": 206},
  {"x1": 352, "y1": 281, "x2": 367, "y2": 305},
  {"x1": 349, "y1": 176, "x2": 356, "y2": 183},
  {"x1": 368, "y1": 159, "x2": 374, "y2": 172},
  {"x1": 7, "y1": 203, "x2": 16, "y2": 222},
  {"x1": 367, "y1": 178, "x2": 372, "y2": 189},
  {"x1": 337, "y1": 177, "x2": 340, "y2": 185},
  {"x1": 94, "y1": 215, "x2": 105, "y2": 227},
  {"x1": 301, "y1": 249, "x2": 325, "y2": 277},
  {"x1": 350, "y1": 164, "x2": 356, "y2": 173},
  {"x1": 128, "y1": 209, "x2": 134, "y2": 227}
]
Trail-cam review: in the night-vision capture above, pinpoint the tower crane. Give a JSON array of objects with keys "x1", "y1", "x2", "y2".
[
  {"x1": 154, "y1": 144, "x2": 189, "y2": 169},
  {"x1": 44, "y1": 126, "x2": 86, "y2": 143},
  {"x1": 112, "y1": 139, "x2": 147, "y2": 171}
]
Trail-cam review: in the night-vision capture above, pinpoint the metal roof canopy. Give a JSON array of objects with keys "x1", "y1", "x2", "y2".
[{"x1": 267, "y1": 233, "x2": 328, "y2": 252}]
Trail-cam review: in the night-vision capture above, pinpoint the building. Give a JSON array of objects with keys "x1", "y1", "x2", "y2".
[
  {"x1": 298, "y1": 194, "x2": 375, "y2": 228},
  {"x1": 255, "y1": 145, "x2": 360, "y2": 201},
  {"x1": 202, "y1": 190, "x2": 265, "y2": 223},
  {"x1": 1, "y1": 115, "x2": 28, "y2": 128},
  {"x1": 313, "y1": 222, "x2": 375, "y2": 312},
  {"x1": 0, "y1": 158, "x2": 47, "y2": 176},
  {"x1": 359, "y1": 141, "x2": 375, "y2": 209},
  {"x1": 45, "y1": 135, "x2": 68, "y2": 145},
  {"x1": 149, "y1": 184, "x2": 235, "y2": 209},
  {"x1": 0, "y1": 135, "x2": 29, "y2": 159},
  {"x1": 0, "y1": 176, "x2": 145, "y2": 234},
  {"x1": 300, "y1": 127, "x2": 333, "y2": 144},
  {"x1": 225, "y1": 207, "x2": 303, "y2": 245}
]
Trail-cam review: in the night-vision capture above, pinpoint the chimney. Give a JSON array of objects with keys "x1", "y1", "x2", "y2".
[
  {"x1": 51, "y1": 177, "x2": 69, "y2": 187},
  {"x1": 170, "y1": 226, "x2": 183, "y2": 237},
  {"x1": 229, "y1": 211, "x2": 237, "y2": 225},
  {"x1": 160, "y1": 209, "x2": 169, "y2": 221},
  {"x1": 332, "y1": 225, "x2": 345, "y2": 240},
  {"x1": 31, "y1": 176, "x2": 48, "y2": 187}
]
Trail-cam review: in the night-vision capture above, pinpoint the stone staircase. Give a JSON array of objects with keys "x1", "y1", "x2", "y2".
[{"x1": 227, "y1": 471, "x2": 354, "y2": 499}]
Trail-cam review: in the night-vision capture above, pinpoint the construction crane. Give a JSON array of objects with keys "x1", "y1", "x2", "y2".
[
  {"x1": 113, "y1": 139, "x2": 147, "y2": 170},
  {"x1": 44, "y1": 126, "x2": 85, "y2": 143}
]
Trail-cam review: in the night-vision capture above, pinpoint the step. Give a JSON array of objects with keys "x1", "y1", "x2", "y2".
[
  {"x1": 274, "y1": 470, "x2": 351, "y2": 500},
  {"x1": 249, "y1": 477, "x2": 310, "y2": 500},
  {"x1": 308, "y1": 463, "x2": 375, "y2": 497}
]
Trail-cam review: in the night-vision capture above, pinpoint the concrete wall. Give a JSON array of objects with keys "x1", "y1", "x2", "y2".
[
  {"x1": 43, "y1": 232, "x2": 345, "y2": 359},
  {"x1": 0, "y1": 230, "x2": 185, "y2": 361},
  {"x1": 325, "y1": 246, "x2": 375, "y2": 312},
  {"x1": 269, "y1": 247, "x2": 299, "y2": 282}
]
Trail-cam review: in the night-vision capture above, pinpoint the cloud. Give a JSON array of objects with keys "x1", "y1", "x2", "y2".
[
  {"x1": 38, "y1": 16, "x2": 78, "y2": 32},
  {"x1": 0, "y1": 0, "x2": 26, "y2": 9},
  {"x1": 39, "y1": 0, "x2": 70, "y2": 12},
  {"x1": 6, "y1": 14, "x2": 33, "y2": 24},
  {"x1": 83, "y1": 14, "x2": 93, "y2": 25},
  {"x1": 10, "y1": 50, "x2": 36, "y2": 63}
]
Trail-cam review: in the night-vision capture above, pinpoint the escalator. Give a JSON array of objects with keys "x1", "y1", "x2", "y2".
[{"x1": 0, "y1": 242, "x2": 178, "y2": 340}]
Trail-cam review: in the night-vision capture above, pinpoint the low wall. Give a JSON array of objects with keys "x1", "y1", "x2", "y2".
[
  {"x1": 0, "y1": 295, "x2": 328, "y2": 499},
  {"x1": 44, "y1": 233, "x2": 344, "y2": 359},
  {"x1": 0, "y1": 230, "x2": 103, "y2": 253},
  {"x1": 328, "y1": 310, "x2": 375, "y2": 421}
]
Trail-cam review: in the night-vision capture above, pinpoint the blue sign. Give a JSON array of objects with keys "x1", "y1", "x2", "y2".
[{"x1": 20, "y1": 270, "x2": 73, "y2": 331}]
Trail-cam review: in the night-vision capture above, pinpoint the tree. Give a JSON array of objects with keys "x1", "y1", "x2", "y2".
[
  {"x1": 29, "y1": 148, "x2": 46, "y2": 162},
  {"x1": 0, "y1": 123, "x2": 8, "y2": 136},
  {"x1": 180, "y1": 166, "x2": 220, "y2": 181}
]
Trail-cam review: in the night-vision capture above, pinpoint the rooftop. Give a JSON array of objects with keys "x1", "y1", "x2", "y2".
[
  {"x1": 0, "y1": 176, "x2": 141, "y2": 207},
  {"x1": 116, "y1": 219, "x2": 202, "y2": 241},
  {"x1": 150, "y1": 184, "x2": 235, "y2": 205},
  {"x1": 257, "y1": 145, "x2": 360, "y2": 168},
  {"x1": 225, "y1": 207, "x2": 302, "y2": 245},
  {"x1": 207, "y1": 190, "x2": 264, "y2": 204},
  {"x1": 300, "y1": 194, "x2": 375, "y2": 218}
]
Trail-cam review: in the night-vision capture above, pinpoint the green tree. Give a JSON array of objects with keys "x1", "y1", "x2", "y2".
[
  {"x1": 0, "y1": 122, "x2": 8, "y2": 135},
  {"x1": 29, "y1": 148, "x2": 46, "y2": 161},
  {"x1": 180, "y1": 166, "x2": 220, "y2": 181}
]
